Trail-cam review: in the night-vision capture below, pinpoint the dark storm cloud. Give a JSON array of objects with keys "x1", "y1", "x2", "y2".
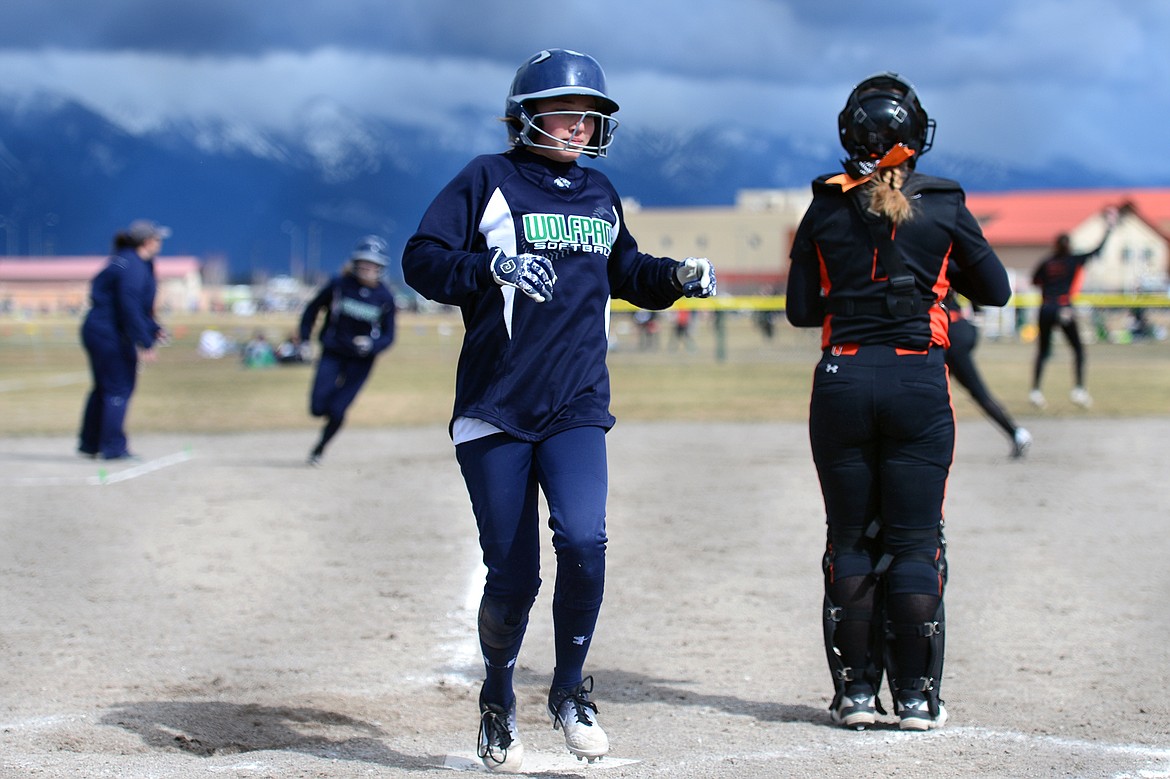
[{"x1": 2, "y1": 0, "x2": 1169, "y2": 180}]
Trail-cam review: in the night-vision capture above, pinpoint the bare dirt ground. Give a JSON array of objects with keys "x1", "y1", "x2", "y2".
[{"x1": 3, "y1": 417, "x2": 1169, "y2": 778}]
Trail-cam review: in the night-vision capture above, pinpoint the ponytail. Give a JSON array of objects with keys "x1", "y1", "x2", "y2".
[{"x1": 866, "y1": 164, "x2": 914, "y2": 225}]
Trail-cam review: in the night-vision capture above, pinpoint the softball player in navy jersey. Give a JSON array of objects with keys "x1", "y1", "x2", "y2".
[
  {"x1": 78, "y1": 220, "x2": 170, "y2": 460},
  {"x1": 402, "y1": 48, "x2": 715, "y2": 772},
  {"x1": 786, "y1": 73, "x2": 1010, "y2": 732},
  {"x1": 299, "y1": 236, "x2": 397, "y2": 465}
]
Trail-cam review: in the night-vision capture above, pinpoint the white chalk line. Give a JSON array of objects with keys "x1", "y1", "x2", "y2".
[
  {"x1": 5, "y1": 449, "x2": 193, "y2": 487},
  {"x1": 432, "y1": 549, "x2": 487, "y2": 687},
  {"x1": 662, "y1": 726, "x2": 1170, "y2": 774},
  {"x1": 442, "y1": 751, "x2": 639, "y2": 773}
]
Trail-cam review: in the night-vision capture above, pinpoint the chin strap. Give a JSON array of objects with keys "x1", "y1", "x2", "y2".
[{"x1": 828, "y1": 144, "x2": 917, "y2": 192}]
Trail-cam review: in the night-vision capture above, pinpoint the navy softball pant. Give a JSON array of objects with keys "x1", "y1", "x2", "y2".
[
  {"x1": 455, "y1": 425, "x2": 608, "y2": 610},
  {"x1": 309, "y1": 351, "x2": 374, "y2": 420},
  {"x1": 78, "y1": 331, "x2": 138, "y2": 458},
  {"x1": 809, "y1": 345, "x2": 953, "y2": 597}
]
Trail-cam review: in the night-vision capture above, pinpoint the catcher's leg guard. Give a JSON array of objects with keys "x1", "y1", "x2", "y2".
[
  {"x1": 823, "y1": 591, "x2": 887, "y2": 715},
  {"x1": 887, "y1": 598, "x2": 946, "y2": 717},
  {"x1": 885, "y1": 529, "x2": 948, "y2": 718},
  {"x1": 822, "y1": 540, "x2": 890, "y2": 716}
]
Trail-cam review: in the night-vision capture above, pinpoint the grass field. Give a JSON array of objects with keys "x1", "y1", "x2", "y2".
[{"x1": 2, "y1": 309, "x2": 1167, "y2": 437}]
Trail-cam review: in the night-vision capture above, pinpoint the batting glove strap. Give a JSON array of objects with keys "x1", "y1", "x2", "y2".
[
  {"x1": 675, "y1": 257, "x2": 717, "y2": 298},
  {"x1": 489, "y1": 248, "x2": 557, "y2": 303}
]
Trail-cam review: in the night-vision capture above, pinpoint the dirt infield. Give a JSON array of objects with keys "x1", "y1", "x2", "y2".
[{"x1": 3, "y1": 418, "x2": 1169, "y2": 778}]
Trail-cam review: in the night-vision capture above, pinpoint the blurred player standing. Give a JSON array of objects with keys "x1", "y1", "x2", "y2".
[
  {"x1": 402, "y1": 48, "x2": 715, "y2": 773},
  {"x1": 786, "y1": 73, "x2": 1010, "y2": 731},
  {"x1": 298, "y1": 236, "x2": 397, "y2": 465},
  {"x1": 1029, "y1": 211, "x2": 1116, "y2": 409},
  {"x1": 78, "y1": 219, "x2": 170, "y2": 460}
]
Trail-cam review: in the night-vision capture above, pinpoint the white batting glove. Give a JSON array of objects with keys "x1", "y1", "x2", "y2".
[
  {"x1": 489, "y1": 249, "x2": 557, "y2": 303},
  {"x1": 675, "y1": 257, "x2": 716, "y2": 298}
]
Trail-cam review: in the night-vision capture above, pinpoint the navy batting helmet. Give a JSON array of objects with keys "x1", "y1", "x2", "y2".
[
  {"x1": 350, "y1": 235, "x2": 389, "y2": 268},
  {"x1": 505, "y1": 49, "x2": 620, "y2": 158}
]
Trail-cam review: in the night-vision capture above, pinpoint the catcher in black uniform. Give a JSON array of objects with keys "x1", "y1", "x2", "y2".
[{"x1": 786, "y1": 73, "x2": 1011, "y2": 731}]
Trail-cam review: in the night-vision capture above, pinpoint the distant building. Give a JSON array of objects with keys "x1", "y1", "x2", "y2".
[
  {"x1": 0, "y1": 256, "x2": 203, "y2": 315},
  {"x1": 964, "y1": 189, "x2": 1170, "y2": 295},
  {"x1": 622, "y1": 189, "x2": 810, "y2": 295}
]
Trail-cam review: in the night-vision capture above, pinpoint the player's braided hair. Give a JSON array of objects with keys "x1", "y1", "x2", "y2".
[{"x1": 866, "y1": 164, "x2": 914, "y2": 226}]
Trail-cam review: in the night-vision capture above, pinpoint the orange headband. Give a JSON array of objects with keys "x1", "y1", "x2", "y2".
[{"x1": 826, "y1": 144, "x2": 916, "y2": 192}]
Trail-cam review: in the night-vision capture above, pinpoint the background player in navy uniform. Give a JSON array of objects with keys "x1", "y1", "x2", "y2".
[
  {"x1": 78, "y1": 219, "x2": 170, "y2": 460},
  {"x1": 298, "y1": 236, "x2": 396, "y2": 465},
  {"x1": 1029, "y1": 212, "x2": 1116, "y2": 409},
  {"x1": 402, "y1": 49, "x2": 715, "y2": 773},
  {"x1": 786, "y1": 73, "x2": 1010, "y2": 731},
  {"x1": 943, "y1": 288, "x2": 1031, "y2": 458}
]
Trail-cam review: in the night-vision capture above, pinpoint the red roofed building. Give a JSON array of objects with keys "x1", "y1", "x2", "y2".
[
  {"x1": 964, "y1": 189, "x2": 1170, "y2": 294},
  {"x1": 0, "y1": 256, "x2": 203, "y2": 315}
]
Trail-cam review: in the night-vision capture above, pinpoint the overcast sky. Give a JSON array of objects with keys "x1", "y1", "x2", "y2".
[{"x1": 2, "y1": 0, "x2": 1169, "y2": 184}]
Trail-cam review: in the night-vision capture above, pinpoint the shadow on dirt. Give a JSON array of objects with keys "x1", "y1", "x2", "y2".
[
  {"x1": 100, "y1": 701, "x2": 438, "y2": 770},
  {"x1": 514, "y1": 668, "x2": 829, "y2": 727}
]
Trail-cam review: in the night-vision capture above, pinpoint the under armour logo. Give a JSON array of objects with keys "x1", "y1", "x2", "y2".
[
  {"x1": 553, "y1": 177, "x2": 573, "y2": 189},
  {"x1": 572, "y1": 635, "x2": 590, "y2": 646},
  {"x1": 825, "y1": 364, "x2": 839, "y2": 373}
]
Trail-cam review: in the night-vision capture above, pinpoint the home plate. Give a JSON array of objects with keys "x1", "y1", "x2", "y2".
[{"x1": 443, "y1": 751, "x2": 639, "y2": 772}]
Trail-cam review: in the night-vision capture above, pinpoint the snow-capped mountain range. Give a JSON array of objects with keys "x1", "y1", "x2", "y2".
[{"x1": 0, "y1": 92, "x2": 1147, "y2": 283}]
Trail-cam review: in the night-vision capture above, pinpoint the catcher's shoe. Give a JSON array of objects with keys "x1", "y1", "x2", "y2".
[
  {"x1": 548, "y1": 677, "x2": 608, "y2": 762},
  {"x1": 830, "y1": 688, "x2": 877, "y2": 730},
  {"x1": 477, "y1": 696, "x2": 523, "y2": 773},
  {"x1": 896, "y1": 692, "x2": 948, "y2": 731}
]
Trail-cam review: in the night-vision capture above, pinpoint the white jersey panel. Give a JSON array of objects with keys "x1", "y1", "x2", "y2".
[{"x1": 481, "y1": 187, "x2": 518, "y2": 339}]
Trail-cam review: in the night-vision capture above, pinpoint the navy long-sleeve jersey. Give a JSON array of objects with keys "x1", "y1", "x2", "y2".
[
  {"x1": 83, "y1": 248, "x2": 161, "y2": 350},
  {"x1": 299, "y1": 274, "x2": 396, "y2": 359},
  {"x1": 402, "y1": 148, "x2": 684, "y2": 442},
  {"x1": 786, "y1": 171, "x2": 1011, "y2": 350}
]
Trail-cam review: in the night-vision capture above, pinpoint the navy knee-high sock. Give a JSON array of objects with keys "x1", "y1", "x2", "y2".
[
  {"x1": 550, "y1": 554, "x2": 605, "y2": 691},
  {"x1": 551, "y1": 602, "x2": 602, "y2": 691}
]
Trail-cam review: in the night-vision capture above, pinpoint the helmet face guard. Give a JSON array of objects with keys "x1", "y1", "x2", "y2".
[
  {"x1": 838, "y1": 72, "x2": 935, "y2": 165},
  {"x1": 514, "y1": 107, "x2": 620, "y2": 158},
  {"x1": 506, "y1": 49, "x2": 620, "y2": 158}
]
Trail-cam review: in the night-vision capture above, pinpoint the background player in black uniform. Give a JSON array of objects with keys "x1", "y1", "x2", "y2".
[
  {"x1": 298, "y1": 236, "x2": 397, "y2": 465},
  {"x1": 786, "y1": 73, "x2": 1010, "y2": 731},
  {"x1": 402, "y1": 49, "x2": 715, "y2": 773},
  {"x1": 943, "y1": 289, "x2": 1031, "y2": 458},
  {"x1": 1029, "y1": 213, "x2": 1116, "y2": 409}
]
